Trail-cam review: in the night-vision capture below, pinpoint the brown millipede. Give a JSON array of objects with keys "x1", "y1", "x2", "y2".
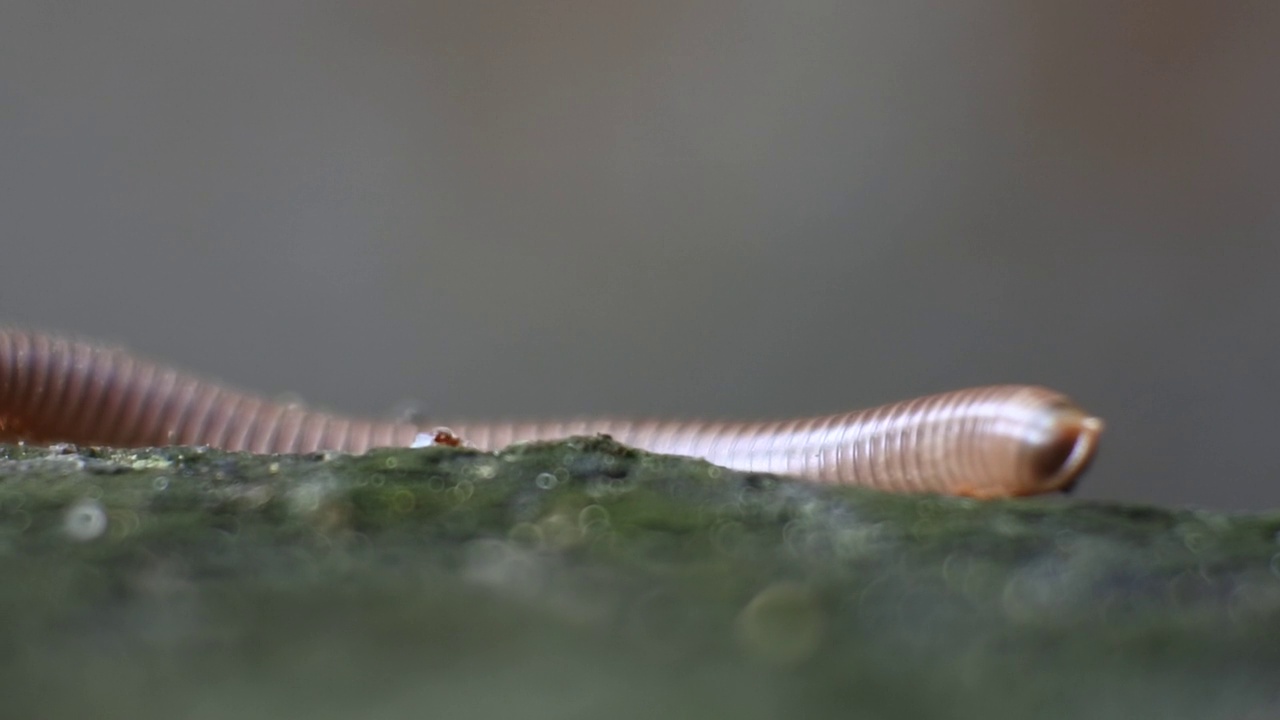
[{"x1": 0, "y1": 329, "x2": 1102, "y2": 497}]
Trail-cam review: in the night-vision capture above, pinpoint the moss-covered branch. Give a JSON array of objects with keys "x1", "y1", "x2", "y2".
[{"x1": 2, "y1": 439, "x2": 1278, "y2": 719}]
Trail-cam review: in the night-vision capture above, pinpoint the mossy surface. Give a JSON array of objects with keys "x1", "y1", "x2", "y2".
[{"x1": 2, "y1": 438, "x2": 1279, "y2": 720}]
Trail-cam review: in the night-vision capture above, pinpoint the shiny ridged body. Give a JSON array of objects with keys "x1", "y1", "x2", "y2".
[{"x1": 0, "y1": 329, "x2": 1102, "y2": 497}]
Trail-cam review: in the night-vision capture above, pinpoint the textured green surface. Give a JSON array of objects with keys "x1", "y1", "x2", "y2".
[{"x1": 2, "y1": 439, "x2": 1279, "y2": 720}]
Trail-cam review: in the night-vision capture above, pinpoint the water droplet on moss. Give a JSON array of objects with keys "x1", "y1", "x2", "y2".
[{"x1": 63, "y1": 499, "x2": 108, "y2": 542}]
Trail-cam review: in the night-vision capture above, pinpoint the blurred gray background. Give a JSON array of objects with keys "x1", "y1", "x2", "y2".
[{"x1": 2, "y1": 1, "x2": 1277, "y2": 509}]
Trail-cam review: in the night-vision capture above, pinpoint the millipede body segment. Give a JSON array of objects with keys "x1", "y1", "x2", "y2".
[{"x1": 0, "y1": 329, "x2": 1102, "y2": 498}]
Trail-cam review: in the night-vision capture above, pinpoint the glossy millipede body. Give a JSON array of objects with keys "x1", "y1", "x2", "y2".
[{"x1": 0, "y1": 329, "x2": 1102, "y2": 497}]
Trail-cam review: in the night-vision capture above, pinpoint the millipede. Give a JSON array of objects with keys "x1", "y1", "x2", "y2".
[{"x1": 0, "y1": 328, "x2": 1102, "y2": 498}]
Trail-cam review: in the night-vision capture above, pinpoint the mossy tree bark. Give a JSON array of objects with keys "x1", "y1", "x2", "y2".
[{"x1": 2, "y1": 438, "x2": 1278, "y2": 719}]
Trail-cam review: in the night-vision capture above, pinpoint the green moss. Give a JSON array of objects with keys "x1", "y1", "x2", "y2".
[{"x1": 1, "y1": 439, "x2": 1278, "y2": 720}]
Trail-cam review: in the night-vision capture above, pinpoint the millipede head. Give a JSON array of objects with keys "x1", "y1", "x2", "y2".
[{"x1": 1018, "y1": 396, "x2": 1103, "y2": 496}]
